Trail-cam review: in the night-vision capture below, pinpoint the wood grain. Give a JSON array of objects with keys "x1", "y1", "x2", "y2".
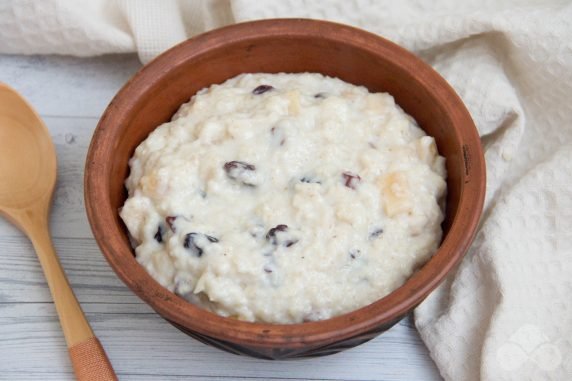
[
  {"x1": 0, "y1": 304, "x2": 440, "y2": 381},
  {"x1": 0, "y1": 53, "x2": 442, "y2": 379},
  {"x1": 0, "y1": 84, "x2": 117, "y2": 379}
]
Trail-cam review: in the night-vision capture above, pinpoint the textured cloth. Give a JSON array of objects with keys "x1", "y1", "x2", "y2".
[
  {"x1": 0, "y1": 0, "x2": 234, "y2": 62},
  {"x1": 2, "y1": 1, "x2": 572, "y2": 380}
]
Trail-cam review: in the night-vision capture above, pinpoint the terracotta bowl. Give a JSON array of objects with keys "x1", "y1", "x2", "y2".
[{"x1": 85, "y1": 19, "x2": 485, "y2": 360}]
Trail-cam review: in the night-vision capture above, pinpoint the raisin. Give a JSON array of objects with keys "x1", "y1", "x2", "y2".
[
  {"x1": 205, "y1": 235, "x2": 219, "y2": 243},
  {"x1": 165, "y1": 216, "x2": 177, "y2": 232},
  {"x1": 224, "y1": 161, "x2": 255, "y2": 172},
  {"x1": 314, "y1": 92, "x2": 327, "y2": 99},
  {"x1": 154, "y1": 225, "x2": 164, "y2": 243},
  {"x1": 224, "y1": 160, "x2": 257, "y2": 186},
  {"x1": 300, "y1": 176, "x2": 321, "y2": 184},
  {"x1": 266, "y1": 224, "x2": 288, "y2": 244},
  {"x1": 285, "y1": 240, "x2": 298, "y2": 247},
  {"x1": 252, "y1": 85, "x2": 274, "y2": 95},
  {"x1": 369, "y1": 228, "x2": 384, "y2": 239},
  {"x1": 183, "y1": 233, "x2": 200, "y2": 254},
  {"x1": 183, "y1": 232, "x2": 218, "y2": 257},
  {"x1": 342, "y1": 171, "x2": 361, "y2": 189},
  {"x1": 266, "y1": 224, "x2": 298, "y2": 247}
]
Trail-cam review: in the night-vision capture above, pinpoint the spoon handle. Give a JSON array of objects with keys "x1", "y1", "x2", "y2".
[
  {"x1": 69, "y1": 337, "x2": 118, "y2": 381},
  {"x1": 25, "y1": 212, "x2": 118, "y2": 381}
]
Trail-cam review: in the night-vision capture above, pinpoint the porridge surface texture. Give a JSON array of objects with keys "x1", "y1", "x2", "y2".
[{"x1": 120, "y1": 73, "x2": 447, "y2": 323}]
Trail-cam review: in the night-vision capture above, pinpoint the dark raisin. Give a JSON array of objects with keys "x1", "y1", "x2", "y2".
[
  {"x1": 342, "y1": 171, "x2": 361, "y2": 189},
  {"x1": 183, "y1": 233, "x2": 199, "y2": 254},
  {"x1": 285, "y1": 240, "x2": 298, "y2": 247},
  {"x1": 165, "y1": 216, "x2": 177, "y2": 232},
  {"x1": 224, "y1": 161, "x2": 257, "y2": 186},
  {"x1": 314, "y1": 92, "x2": 327, "y2": 99},
  {"x1": 300, "y1": 176, "x2": 321, "y2": 184},
  {"x1": 224, "y1": 161, "x2": 255, "y2": 171},
  {"x1": 266, "y1": 224, "x2": 298, "y2": 247},
  {"x1": 154, "y1": 225, "x2": 164, "y2": 243},
  {"x1": 252, "y1": 85, "x2": 274, "y2": 95},
  {"x1": 369, "y1": 228, "x2": 384, "y2": 240},
  {"x1": 266, "y1": 224, "x2": 288, "y2": 244},
  {"x1": 206, "y1": 235, "x2": 219, "y2": 243},
  {"x1": 183, "y1": 232, "x2": 218, "y2": 257},
  {"x1": 349, "y1": 249, "x2": 361, "y2": 259}
]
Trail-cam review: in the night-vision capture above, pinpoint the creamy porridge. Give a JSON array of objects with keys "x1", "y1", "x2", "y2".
[{"x1": 120, "y1": 73, "x2": 447, "y2": 324}]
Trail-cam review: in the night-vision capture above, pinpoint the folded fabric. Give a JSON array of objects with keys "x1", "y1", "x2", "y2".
[
  {"x1": 0, "y1": 0, "x2": 233, "y2": 62},
  {"x1": 2, "y1": 1, "x2": 571, "y2": 380}
]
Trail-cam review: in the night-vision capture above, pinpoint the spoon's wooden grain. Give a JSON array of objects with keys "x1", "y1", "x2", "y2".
[{"x1": 0, "y1": 83, "x2": 117, "y2": 381}]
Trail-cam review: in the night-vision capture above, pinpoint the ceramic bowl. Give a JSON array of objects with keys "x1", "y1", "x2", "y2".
[{"x1": 85, "y1": 19, "x2": 485, "y2": 359}]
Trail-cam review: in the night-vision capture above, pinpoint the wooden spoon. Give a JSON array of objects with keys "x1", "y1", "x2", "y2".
[{"x1": 0, "y1": 83, "x2": 118, "y2": 381}]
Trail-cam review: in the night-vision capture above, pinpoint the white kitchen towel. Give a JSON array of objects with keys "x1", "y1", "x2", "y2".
[
  {"x1": 1, "y1": 1, "x2": 571, "y2": 380},
  {"x1": 0, "y1": 0, "x2": 234, "y2": 62}
]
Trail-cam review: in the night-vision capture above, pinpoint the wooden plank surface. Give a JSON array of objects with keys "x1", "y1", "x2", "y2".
[{"x1": 0, "y1": 53, "x2": 442, "y2": 381}]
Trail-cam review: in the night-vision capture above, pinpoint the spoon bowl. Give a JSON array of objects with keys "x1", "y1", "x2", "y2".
[
  {"x1": 0, "y1": 83, "x2": 117, "y2": 380},
  {"x1": 0, "y1": 84, "x2": 55, "y2": 212}
]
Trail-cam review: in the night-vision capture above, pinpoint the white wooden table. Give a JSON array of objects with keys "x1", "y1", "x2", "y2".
[{"x1": 0, "y1": 53, "x2": 442, "y2": 381}]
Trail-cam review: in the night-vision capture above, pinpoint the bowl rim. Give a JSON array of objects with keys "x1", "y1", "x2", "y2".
[{"x1": 85, "y1": 18, "x2": 485, "y2": 348}]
